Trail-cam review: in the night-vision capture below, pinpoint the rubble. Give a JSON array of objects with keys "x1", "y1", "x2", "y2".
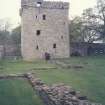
[{"x1": 26, "y1": 73, "x2": 101, "y2": 105}]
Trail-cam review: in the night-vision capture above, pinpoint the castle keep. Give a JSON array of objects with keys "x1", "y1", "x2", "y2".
[{"x1": 21, "y1": 0, "x2": 70, "y2": 61}]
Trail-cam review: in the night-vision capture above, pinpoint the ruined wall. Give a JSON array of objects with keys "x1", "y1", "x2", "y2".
[
  {"x1": 26, "y1": 73, "x2": 102, "y2": 105},
  {"x1": 0, "y1": 72, "x2": 101, "y2": 105},
  {"x1": 21, "y1": 0, "x2": 70, "y2": 61}
]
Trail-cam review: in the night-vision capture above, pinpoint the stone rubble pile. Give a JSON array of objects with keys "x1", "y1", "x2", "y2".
[{"x1": 25, "y1": 73, "x2": 101, "y2": 105}]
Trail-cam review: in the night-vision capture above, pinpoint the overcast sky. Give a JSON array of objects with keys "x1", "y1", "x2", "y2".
[{"x1": 0, "y1": 0, "x2": 97, "y2": 27}]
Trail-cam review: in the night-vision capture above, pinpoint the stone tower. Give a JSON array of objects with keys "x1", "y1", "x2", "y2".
[{"x1": 21, "y1": 0, "x2": 70, "y2": 61}]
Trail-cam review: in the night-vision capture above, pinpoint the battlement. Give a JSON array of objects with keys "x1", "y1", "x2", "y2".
[{"x1": 21, "y1": 0, "x2": 69, "y2": 9}]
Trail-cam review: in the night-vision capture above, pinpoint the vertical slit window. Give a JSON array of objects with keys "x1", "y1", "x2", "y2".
[
  {"x1": 36, "y1": 45, "x2": 39, "y2": 50},
  {"x1": 43, "y1": 15, "x2": 46, "y2": 20},
  {"x1": 53, "y1": 44, "x2": 56, "y2": 49},
  {"x1": 36, "y1": 30, "x2": 41, "y2": 36}
]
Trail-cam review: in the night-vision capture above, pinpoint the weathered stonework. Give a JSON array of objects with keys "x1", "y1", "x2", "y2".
[
  {"x1": 0, "y1": 73, "x2": 102, "y2": 105},
  {"x1": 26, "y1": 73, "x2": 102, "y2": 105},
  {"x1": 21, "y1": 0, "x2": 70, "y2": 61}
]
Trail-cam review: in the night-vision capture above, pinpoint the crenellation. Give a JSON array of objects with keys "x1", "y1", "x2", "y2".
[
  {"x1": 42, "y1": 1, "x2": 69, "y2": 9},
  {"x1": 21, "y1": 0, "x2": 69, "y2": 9}
]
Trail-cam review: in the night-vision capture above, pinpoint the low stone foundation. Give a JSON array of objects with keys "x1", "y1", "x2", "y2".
[
  {"x1": 51, "y1": 60, "x2": 84, "y2": 69},
  {"x1": 25, "y1": 73, "x2": 102, "y2": 105},
  {"x1": 0, "y1": 74, "x2": 25, "y2": 79}
]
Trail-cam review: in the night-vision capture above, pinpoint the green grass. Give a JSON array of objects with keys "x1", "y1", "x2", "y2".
[
  {"x1": 0, "y1": 56, "x2": 105, "y2": 104},
  {"x1": 0, "y1": 79, "x2": 44, "y2": 105},
  {"x1": 34, "y1": 56, "x2": 105, "y2": 104},
  {"x1": 0, "y1": 60, "x2": 55, "y2": 75}
]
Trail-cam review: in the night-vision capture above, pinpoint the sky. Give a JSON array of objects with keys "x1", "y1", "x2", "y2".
[{"x1": 0, "y1": 0, "x2": 97, "y2": 27}]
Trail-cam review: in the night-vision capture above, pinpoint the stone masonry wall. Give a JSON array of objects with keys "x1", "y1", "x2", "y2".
[
  {"x1": 21, "y1": 0, "x2": 70, "y2": 61},
  {"x1": 26, "y1": 73, "x2": 102, "y2": 105}
]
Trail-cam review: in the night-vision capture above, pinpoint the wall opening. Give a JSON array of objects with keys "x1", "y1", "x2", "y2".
[
  {"x1": 43, "y1": 15, "x2": 46, "y2": 20},
  {"x1": 36, "y1": 30, "x2": 41, "y2": 36},
  {"x1": 53, "y1": 44, "x2": 56, "y2": 49},
  {"x1": 36, "y1": 45, "x2": 39, "y2": 50},
  {"x1": 61, "y1": 36, "x2": 63, "y2": 39}
]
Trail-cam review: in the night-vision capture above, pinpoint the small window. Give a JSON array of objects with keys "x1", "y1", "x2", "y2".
[
  {"x1": 61, "y1": 36, "x2": 63, "y2": 39},
  {"x1": 43, "y1": 15, "x2": 46, "y2": 20},
  {"x1": 36, "y1": 45, "x2": 39, "y2": 50},
  {"x1": 53, "y1": 44, "x2": 56, "y2": 49},
  {"x1": 36, "y1": 30, "x2": 41, "y2": 36}
]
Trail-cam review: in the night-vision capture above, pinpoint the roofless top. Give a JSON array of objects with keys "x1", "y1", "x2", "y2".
[{"x1": 21, "y1": 0, "x2": 69, "y2": 9}]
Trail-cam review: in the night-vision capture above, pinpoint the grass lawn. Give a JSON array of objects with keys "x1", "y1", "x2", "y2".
[
  {"x1": 0, "y1": 56, "x2": 105, "y2": 104},
  {"x1": 0, "y1": 60, "x2": 55, "y2": 75},
  {"x1": 0, "y1": 79, "x2": 44, "y2": 105}
]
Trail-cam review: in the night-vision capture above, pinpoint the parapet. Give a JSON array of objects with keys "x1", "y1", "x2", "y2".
[{"x1": 21, "y1": 0, "x2": 69, "y2": 9}]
